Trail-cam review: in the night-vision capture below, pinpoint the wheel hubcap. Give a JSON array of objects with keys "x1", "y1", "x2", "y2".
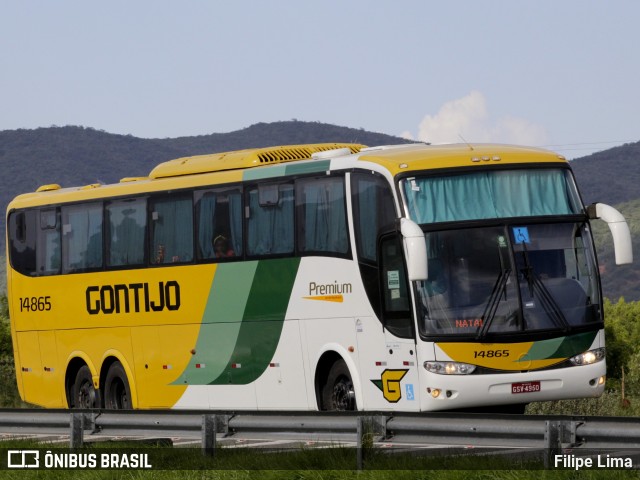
[{"x1": 332, "y1": 377, "x2": 355, "y2": 411}]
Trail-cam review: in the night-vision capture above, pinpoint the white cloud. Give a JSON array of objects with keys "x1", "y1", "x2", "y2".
[
  {"x1": 399, "y1": 130, "x2": 414, "y2": 140},
  {"x1": 407, "y1": 91, "x2": 548, "y2": 146}
]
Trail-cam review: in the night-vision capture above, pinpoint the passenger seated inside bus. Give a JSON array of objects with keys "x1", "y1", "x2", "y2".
[
  {"x1": 213, "y1": 234, "x2": 235, "y2": 258},
  {"x1": 154, "y1": 243, "x2": 181, "y2": 264}
]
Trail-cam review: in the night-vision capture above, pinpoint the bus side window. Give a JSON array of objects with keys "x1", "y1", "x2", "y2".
[
  {"x1": 62, "y1": 203, "x2": 104, "y2": 273},
  {"x1": 351, "y1": 172, "x2": 397, "y2": 320},
  {"x1": 106, "y1": 199, "x2": 145, "y2": 268},
  {"x1": 379, "y1": 235, "x2": 412, "y2": 338},
  {"x1": 247, "y1": 183, "x2": 294, "y2": 256},
  {"x1": 8, "y1": 210, "x2": 37, "y2": 276},
  {"x1": 150, "y1": 195, "x2": 194, "y2": 264},
  {"x1": 195, "y1": 187, "x2": 243, "y2": 260},
  {"x1": 296, "y1": 176, "x2": 349, "y2": 255},
  {"x1": 351, "y1": 173, "x2": 396, "y2": 263},
  {"x1": 37, "y1": 208, "x2": 61, "y2": 275}
]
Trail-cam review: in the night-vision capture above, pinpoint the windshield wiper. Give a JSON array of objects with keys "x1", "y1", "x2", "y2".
[
  {"x1": 477, "y1": 268, "x2": 511, "y2": 339},
  {"x1": 518, "y1": 248, "x2": 570, "y2": 331}
]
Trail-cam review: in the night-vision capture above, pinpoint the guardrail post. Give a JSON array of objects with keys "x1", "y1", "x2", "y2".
[
  {"x1": 372, "y1": 415, "x2": 388, "y2": 440},
  {"x1": 356, "y1": 416, "x2": 364, "y2": 471},
  {"x1": 202, "y1": 414, "x2": 216, "y2": 458},
  {"x1": 544, "y1": 420, "x2": 561, "y2": 468},
  {"x1": 70, "y1": 412, "x2": 84, "y2": 449},
  {"x1": 356, "y1": 415, "x2": 379, "y2": 471}
]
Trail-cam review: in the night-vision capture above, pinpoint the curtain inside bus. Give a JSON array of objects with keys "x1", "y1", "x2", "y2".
[
  {"x1": 299, "y1": 178, "x2": 348, "y2": 253},
  {"x1": 247, "y1": 185, "x2": 294, "y2": 255},
  {"x1": 106, "y1": 199, "x2": 146, "y2": 267},
  {"x1": 403, "y1": 169, "x2": 581, "y2": 224},
  {"x1": 152, "y1": 196, "x2": 193, "y2": 263},
  {"x1": 62, "y1": 203, "x2": 103, "y2": 272},
  {"x1": 197, "y1": 191, "x2": 243, "y2": 258}
]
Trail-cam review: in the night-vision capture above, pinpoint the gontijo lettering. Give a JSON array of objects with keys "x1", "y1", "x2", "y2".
[{"x1": 86, "y1": 281, "x2": 180, "y2": 314}]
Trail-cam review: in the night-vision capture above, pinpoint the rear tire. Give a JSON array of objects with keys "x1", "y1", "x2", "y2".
[
  {"x1": 321, "y1": 359, "x2": 356, "y2": 411},
  {"x1": 104, "y1": 361, "x2": 132, "y2": 409},
  {"x1": 72, "y1": 365, "x2": 97, "y2": 408}
]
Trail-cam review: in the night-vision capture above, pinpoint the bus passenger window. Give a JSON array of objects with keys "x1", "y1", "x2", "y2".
[
  {"x1": 106, "y1": 199, "x2": 145, "y2": 267},
  {"x1": 62, "y1": 203, "x2": 103, "y2": 273},
  {"x1": 37, "y1": 209, "x2": 61, "y2": 275},
  {"x1": 247, "y1": 183, "x2": 294, "y2": 256},
  {"x1": 150, "y1": 196, "x2": 193, "y2": 264},
  {"x1": 296, "y1": 176, "x2": 348, "y2": 255},
  {"x1": 8, "y1": 210, "x2": 37, "y2": 276},
  {"x1": 196, "y1": 188, "x2": 243, "y2": 260}
]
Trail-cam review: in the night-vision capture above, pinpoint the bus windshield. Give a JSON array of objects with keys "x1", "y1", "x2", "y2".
[
  {"x1": 402, "y1": 168, "x2": 583, "y2": 224},
  {"x1": 414, "y1": 222, "x2": 601, "y2": 338}
]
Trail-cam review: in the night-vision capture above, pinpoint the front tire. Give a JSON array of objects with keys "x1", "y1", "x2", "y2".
[
  {"x1": 321, "y1": 359, "x2": 356, "y2": 411},
  {"x1": 104, "y1": 361, "x2": 132, "y2": 409}
]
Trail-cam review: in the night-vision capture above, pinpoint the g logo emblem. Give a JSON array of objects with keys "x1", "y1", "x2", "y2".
[{"x1": 371, "y1": 369, "x2": 408, "y2": 403}]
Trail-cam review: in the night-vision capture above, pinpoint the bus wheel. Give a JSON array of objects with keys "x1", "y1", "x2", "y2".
[
  {"x1": 322, "y1": 359, "x2": 356, "y2": 411},
  {"x1": 104, "y1": 361, "x2": 132, "y2": 409},
  {"x1": 72, "y1": 365, "x2": 97, "y2": 408}
]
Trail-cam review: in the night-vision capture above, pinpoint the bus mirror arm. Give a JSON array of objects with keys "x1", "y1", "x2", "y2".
[
  {"x1": 400, "y1": 218, "x2": 429, "y2": 281},
  {"x1": 587, "y1": 203, "x2": 633, "y2": 265}
]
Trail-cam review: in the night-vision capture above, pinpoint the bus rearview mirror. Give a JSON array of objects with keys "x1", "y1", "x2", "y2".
[
  {"x1": 587, "y1": 203, "x2": 633, "y2": 265},
  {"x1": 400, "y1": 218, "x2": 428, "y2": 281}
]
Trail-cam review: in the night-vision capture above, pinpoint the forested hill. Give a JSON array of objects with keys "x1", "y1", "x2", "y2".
[
  {"x1": 569, "y1": 140, "x2": 640, "y2": 206},
  {"x1": 0, "y1": 122, "x2": 638, "y2": 300},
  {"x1": 0, "y1": 122, "x2": 413, "y2": 194}
]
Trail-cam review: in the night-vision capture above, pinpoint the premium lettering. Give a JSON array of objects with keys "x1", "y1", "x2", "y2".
[
  {"x1": 308, "y1": 281, "x2": 352, "y2": 296},
  {"x1": 86, "y1": 281, "x2": 180, "y2": 314}
]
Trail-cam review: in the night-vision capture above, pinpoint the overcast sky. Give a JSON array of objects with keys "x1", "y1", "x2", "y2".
[{"x1": 1, "y1": 1, "x2": 638, "y2": 158}]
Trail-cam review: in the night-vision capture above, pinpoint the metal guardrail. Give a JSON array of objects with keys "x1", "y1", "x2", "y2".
[{"x1": 1, "y1": 409, "x2": 640, "y2": 469}]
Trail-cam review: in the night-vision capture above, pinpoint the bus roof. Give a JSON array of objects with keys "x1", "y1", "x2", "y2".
[
  {"x1": 357, "y1": 143, "x2": 566, "y2": 176},
  {"x1": 10, "y1": 142, "x2": 567, "y2": 210},
  {"x1": 148, "y1": 143, "x2": 364, "y2": 179}
]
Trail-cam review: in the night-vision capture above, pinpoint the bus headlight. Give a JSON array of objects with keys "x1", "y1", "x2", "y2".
[
  {"x1": 570, "y1": 348, "x2": 605, "y2": 366},
  {"x1": 424, "y1": 361, "x2": 476, "y2": 375}
]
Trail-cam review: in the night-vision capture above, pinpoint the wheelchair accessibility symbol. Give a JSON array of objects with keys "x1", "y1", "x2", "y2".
[{"x1": 406, "y1": 384, "x2": 415, "y2": 401}]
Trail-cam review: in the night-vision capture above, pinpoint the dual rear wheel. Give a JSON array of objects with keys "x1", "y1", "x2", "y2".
[{"x1": 70, "y1": 361, "x2": 132, "y2": 410}]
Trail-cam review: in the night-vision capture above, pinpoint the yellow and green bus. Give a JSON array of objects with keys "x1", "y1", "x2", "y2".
[{"x1": 6, "y1": 142, "x2": 632, "y2": 412}]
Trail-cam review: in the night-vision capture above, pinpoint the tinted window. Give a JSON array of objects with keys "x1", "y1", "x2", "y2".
[
  {"x1": 8, "y1": 210, "x2": 37, "y2": 275},
  {"x1": 37, "y1": 209, "x2": 61, "y2": 275},
  {"x1": 297, "y1": 176, "x2": 348, "y2": 255},
  {"x1": 247, "y1": 183, "x2": 294, "y2": 256},
  {"x1": 150, "y1": 195, "x2": 193, "y2": 264},
  {"x1": 62, "y1": 203, "x2": 103, "y2": 272},
  {"x1": 106, "y1": 198, "x2": 145, "y2": 267},
  {"x1": 196, "y1": 187, "x2": 243, "y2": 260},
  {"x1": 352, "y1": 174, "x2": 396, "y2": 262}
]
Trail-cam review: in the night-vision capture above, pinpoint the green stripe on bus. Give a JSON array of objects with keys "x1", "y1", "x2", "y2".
[
  {"x1": 546, "y1": 331, "x2": 598, "y2": 359},
  {"x1": 209, "y1": 257, "x2": 301, "y2": 385},
  {"x1": 173, "y1": 262, "x2": 259, "y2": 385},
  {"x1": 521, "y1": 331, "x2": 597, "y2": 361},
  {"x1": 284, "y1": 160, "x2": 330, "y2": 176},
  {"x1": 242, "y1": 160, "x2": 330, "y2": 181},
  {"x1": 243, "y1": 165, "x2": 287, "y2": 181}
]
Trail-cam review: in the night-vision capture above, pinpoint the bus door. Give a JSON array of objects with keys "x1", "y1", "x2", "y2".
[{"x1": 359, "y1": 234, "x2": 419, "y2": 411}]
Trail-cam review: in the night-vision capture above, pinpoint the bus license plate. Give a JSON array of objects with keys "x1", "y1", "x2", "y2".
[{"x1": 512, "y1": 381, "x2": 541, "y2": 394}]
